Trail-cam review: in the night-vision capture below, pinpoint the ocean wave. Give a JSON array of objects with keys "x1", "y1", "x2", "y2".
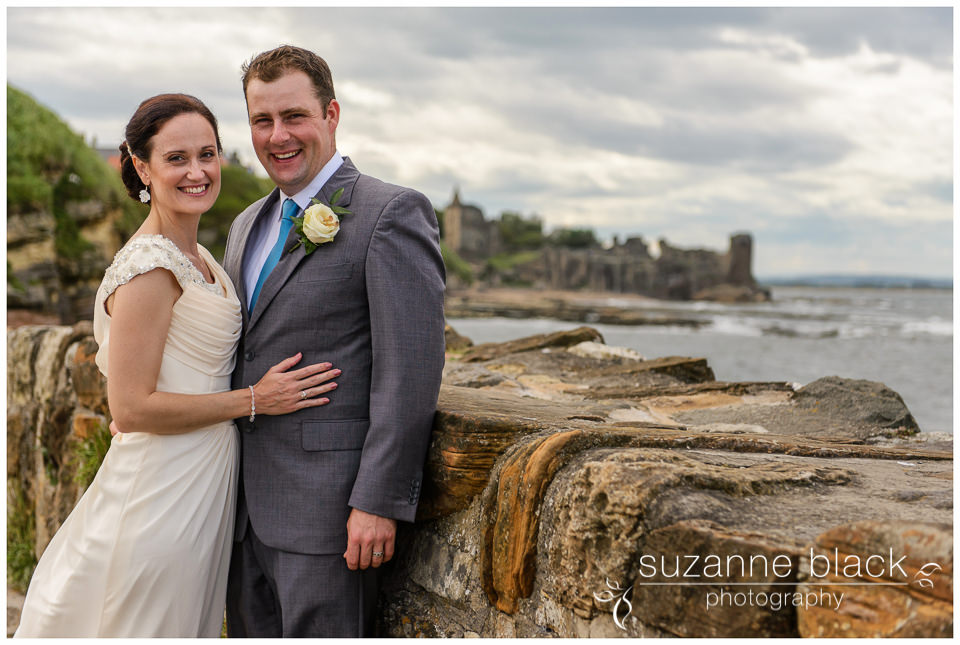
[
  {"x1": 837, "y1": 325, "x2": 877, "y2": 339},
  {"x1": 901, "y1": 319, "x2": 954, "y2": 337},
  {"x1": 707, "y1": 317, "x2": 765, "y2": 337}
]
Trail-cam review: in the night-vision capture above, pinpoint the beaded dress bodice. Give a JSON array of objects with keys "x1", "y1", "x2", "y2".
[{"x1": 93, "y1": 235, "x2": 242, "y2": 391}]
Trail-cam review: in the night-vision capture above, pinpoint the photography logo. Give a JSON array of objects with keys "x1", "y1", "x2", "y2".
[
  {"x1": 913, "y1": 562, "x2": 942, "y2": 589},
  {"x1": 593, "y1": 579, "x2": 634, "y2": 630},
  {"x1": 593, "y1": 552, "x2": 944, "y2": 631}
]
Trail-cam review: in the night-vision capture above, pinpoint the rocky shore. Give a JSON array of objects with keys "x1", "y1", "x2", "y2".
[
  {"x1": 6, "y1": 323, "x2": 952, "y2": 637},
  {"x1": 445, "y1": 287, "x2": 710, "y2": 326}
]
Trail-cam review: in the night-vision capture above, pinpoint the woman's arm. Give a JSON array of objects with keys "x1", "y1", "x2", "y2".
[{"x1": 106, "y1": 267, "x2": 336, "y2": 435}]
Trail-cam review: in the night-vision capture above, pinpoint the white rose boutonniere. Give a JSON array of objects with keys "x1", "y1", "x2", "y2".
[{"x1": 289, "y1": 187, "x2": 352, "y2": 256}]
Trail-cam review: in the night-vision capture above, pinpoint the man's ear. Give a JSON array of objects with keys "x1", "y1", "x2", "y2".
[{"x1": 325, "y1": 99, "x2": 340, "y2": 128}]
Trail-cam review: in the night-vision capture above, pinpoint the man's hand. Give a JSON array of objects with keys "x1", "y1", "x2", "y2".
[{"x1": 344, "y1": 508, "x2": 396, "y2": 570}]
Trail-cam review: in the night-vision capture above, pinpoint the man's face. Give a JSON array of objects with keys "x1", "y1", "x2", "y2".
[{"x1": 246, "y1": 70, "x2": 339, "y2": 195}]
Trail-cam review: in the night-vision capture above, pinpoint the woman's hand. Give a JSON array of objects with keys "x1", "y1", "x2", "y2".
[{"x1": 253, "y1": 352, "x2": 340, "y2": 415}]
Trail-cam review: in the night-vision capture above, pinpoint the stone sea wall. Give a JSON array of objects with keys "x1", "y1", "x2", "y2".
[{"x1": 6, "y1": 324, "x2": 952, "y2": 637}]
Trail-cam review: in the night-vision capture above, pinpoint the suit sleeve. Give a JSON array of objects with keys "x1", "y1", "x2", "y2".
[{"x1": 348, "y1": 188, "x2": 446, "y2": 522}]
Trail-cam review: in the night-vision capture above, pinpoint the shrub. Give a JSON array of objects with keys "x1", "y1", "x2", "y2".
[
  {"x1": 7, "y1": 482, "x2": 37, "y2": 592},
  {"x1": 440, "y1": 241, "x2": 474, "y2": 285},
  {"x1": 73, "y1": 423, "x2": 113, "y2": 490}
]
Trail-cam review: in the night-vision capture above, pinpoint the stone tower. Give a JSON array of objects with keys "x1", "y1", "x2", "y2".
[
  {"x1": 441, "y1": 189, "x2": 499, "y2": 261},
  {"x1": 726, "y1": 233, "x2": 755, "y2": 286},
  {"x1": 443, "y1": 189, "x2": 466, "y2": 253}
]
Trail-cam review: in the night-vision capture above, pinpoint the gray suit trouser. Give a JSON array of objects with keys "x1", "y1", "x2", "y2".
[{"x1": 225, "y1": 519, "x2": 383, "y2": 637}]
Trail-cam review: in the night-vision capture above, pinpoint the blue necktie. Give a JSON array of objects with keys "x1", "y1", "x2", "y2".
[{"x1": 249, "y1": 198, "x2": 298, "y2": 311}]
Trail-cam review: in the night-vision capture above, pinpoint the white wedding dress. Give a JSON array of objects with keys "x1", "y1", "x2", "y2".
[{"x1": 15, "y1": 235, "x2": 242, "y2": 637}]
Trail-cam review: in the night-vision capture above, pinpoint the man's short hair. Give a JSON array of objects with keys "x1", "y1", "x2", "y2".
[{"x1": 242, "y1": 45, "x2": 335, "y2": 109}]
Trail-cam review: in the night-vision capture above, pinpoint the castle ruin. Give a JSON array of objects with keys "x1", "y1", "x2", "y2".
[{"x1": 442, "y1": 192, "x2": 767, "y2": 301}]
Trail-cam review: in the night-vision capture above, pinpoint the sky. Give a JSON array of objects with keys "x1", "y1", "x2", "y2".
[{"x1": 5, "y1": 6, "x2": 954, "y2": 278}]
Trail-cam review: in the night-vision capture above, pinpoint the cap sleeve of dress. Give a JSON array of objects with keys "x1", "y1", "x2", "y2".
[{"x1": 99, "y1": 234, "x2": 217, "y2": 300}]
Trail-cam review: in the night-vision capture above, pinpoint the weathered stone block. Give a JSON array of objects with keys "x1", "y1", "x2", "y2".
[
  {"x1": 67, "y1": 332, "x2": 107, "y2": 414},
  {"x1": 793, "y1": 376, "x2": 920, "y2": 435},
  {"x1": 632, "y1": 520, "x2": 801, "y2": 637},
  {"x1": 444, "y1": 323, "x2": 473, "y2": 352},
  {"x1": 797, "y1": 521, "x2": 952, "y2": 637},
  {"x1": 71, "y1": 409, "x2": 106, "y2": 441},
  {"x1": 461, "y1": 326, "x2": 603, "y2": 363}
]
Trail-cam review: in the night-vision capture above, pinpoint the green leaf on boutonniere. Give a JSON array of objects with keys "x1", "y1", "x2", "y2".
[
  {"x1": 329, "y1": 188, "x2": 351, "y2": 217},
  {"x1": 287, "y1": 214, "x2": 306, "y2": 253}
]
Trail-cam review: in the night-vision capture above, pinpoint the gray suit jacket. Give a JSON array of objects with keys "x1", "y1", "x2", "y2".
[{"x1": 223, "y1": 158, "x2": 445, "y2": 554}]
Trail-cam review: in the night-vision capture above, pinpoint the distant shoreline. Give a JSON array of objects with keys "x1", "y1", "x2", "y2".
[{"x1": 758, "y1": 276, "x2": 952, "y2": 290}]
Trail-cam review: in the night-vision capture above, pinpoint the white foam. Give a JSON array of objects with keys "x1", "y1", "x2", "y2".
[
  {"x1": 707, "y1": 317, "x2": 764, "y2": 337},
  {"x1": 901, "y1": 319, "x2": 954, "y2": 337}
]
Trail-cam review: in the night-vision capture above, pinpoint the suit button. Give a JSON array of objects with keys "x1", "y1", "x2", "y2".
[{"x1": 244, "y1": 351, "x2": 255, "y2": 361}]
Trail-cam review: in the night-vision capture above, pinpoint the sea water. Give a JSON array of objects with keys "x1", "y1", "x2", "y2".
[{"x1": 448, "y1": 286, "x2": 953, "y2": 434}]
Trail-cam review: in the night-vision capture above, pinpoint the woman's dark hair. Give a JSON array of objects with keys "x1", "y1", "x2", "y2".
[{"x1": 119, "y1": 93, "x2": 223, "y2": 201}]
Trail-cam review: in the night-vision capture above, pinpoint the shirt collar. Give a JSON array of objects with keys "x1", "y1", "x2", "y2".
[{"x1": 279, "y1": 151, "x2": 344, "y2": 215}]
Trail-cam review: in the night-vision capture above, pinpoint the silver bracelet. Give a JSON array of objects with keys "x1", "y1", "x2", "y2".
[{"x1": 248, "y1": 385, "x2": 256, "y2": 423}]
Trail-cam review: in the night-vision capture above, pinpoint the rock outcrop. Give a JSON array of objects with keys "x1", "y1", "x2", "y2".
[
  {"x1": 444, "y1": 287, "x2": 708, "y2": 327},
  {"x1": 6, "y1": 324, "x2": 952, "y2": 637},
  {"x1": 383, "y1": 326, "x2": 950, "y2": 637},
  {"x1": 7, "y1": 86, "x2": 135, "y2": 323},
  {"x1": 796, "y1": 521, "x2": 952, "y2": 637},
  {"x1": 7, "y1": 322, "x2": 106, "y2": 559}
]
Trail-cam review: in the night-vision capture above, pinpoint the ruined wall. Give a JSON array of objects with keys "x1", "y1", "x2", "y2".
[
  {"x1": 440, "y1": 189, "x2": 765, "y2": 302},
  {"x1": 539, "y1": 234, "x2": 765, "y2": 301}
]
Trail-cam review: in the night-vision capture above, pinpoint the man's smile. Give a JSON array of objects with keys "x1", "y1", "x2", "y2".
[{"x1": 273, "y1": 150, "x2": 301, "y2": 161}]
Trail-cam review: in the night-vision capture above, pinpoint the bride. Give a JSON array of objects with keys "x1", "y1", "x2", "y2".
[{"x1": 15, "y1": 94, "x2": 339, "y2": 637}]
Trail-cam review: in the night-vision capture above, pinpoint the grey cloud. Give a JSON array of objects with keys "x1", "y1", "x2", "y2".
[
  {"x1": 916, "y1": 180, "x2": 953, "y2": 205},
  {"x1": 312, "y1": 7, "x2": 951, "y2": 66},
  {"x1": 514, "y1": 111, "x2": 853, "y2": 172},
  {"x1": 759, "y1": 7, "x2": 952, "y2": 65}
]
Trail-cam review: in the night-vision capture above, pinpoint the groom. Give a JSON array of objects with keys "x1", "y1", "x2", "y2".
[{"x1": 222, "y1": 45, "x2": 445, "y2": 637}]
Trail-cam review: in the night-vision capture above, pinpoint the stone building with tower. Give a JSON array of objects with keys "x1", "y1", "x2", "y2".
[{"x1": 442, "y1": 190, "x2": 501, "y2": 261}]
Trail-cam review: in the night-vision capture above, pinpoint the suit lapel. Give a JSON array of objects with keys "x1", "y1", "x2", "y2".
[
  {"x1": 232, "y1": 189, "x2": 280, "y2": 329},
  {"x1": 318, "y1": 156, "x2": 360, "y2": 211},
  {"x1": 247, "y1": 158, "x2": 361, "y2": 330}
]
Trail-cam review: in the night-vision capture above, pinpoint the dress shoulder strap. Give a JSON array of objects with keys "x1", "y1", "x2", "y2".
[{"x1": 100, "y1": 234, "x2": 219, "y2": 300}]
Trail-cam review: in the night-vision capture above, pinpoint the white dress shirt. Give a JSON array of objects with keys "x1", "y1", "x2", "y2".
[{"x1": 242, "y1": 151, "x2": 344, "y2": 308}]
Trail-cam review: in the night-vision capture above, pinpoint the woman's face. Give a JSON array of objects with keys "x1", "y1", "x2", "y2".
[{"x1": 137, "y1": 112, "x2": 221, "y2": 217}]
